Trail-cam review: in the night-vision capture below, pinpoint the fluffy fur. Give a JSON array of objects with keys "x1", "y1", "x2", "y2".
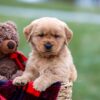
[{"x1": 13, "y1": 17, "x2": 77, "y2": 91}]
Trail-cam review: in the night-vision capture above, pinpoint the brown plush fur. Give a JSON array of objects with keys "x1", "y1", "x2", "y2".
[
  {"x1": 13, "y1": 17, "x2": 77, "y2": 91},
  {"x1": 0, "y1": 21, "x2": 22, "y2": 80}
]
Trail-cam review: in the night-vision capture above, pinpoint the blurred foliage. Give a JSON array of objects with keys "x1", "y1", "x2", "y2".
[
  {"x1": 0, "y1": 0, "x2": 100, "y2": 13},
  {"x1": 48, "y1": 0, "x2": 75, "y2": 3}
]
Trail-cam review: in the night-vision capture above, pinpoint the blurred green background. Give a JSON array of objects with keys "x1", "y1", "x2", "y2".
[{"x1": 0, "y1": 0, "x2": 100, "y2": 100}]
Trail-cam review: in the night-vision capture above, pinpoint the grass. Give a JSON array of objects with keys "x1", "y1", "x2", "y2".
[
  {"x1": 0, "y1": 0, "x2": 100, "y2": 13},
  {"x1": 0, "y1": 14, "x2": 100, "y2": 100},
  {"x1": 69, "y1": 23, "x2": 100, "y2": 100}
]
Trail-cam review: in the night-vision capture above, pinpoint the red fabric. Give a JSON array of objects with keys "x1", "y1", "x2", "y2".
[
  {"x1": 0, "y1": 80, "x2": 61, "y2": 100},
  {"x1": 0, "y1": 51, "x2": 61, "y2": 100},
  {"x1": 23, "y1": 82, "x2": 40, "y2": 97},
  {"x1": 0, "y1": 95, "x2": 6, "y2": 100},
  {"x1": 9, "y1": 51, "x2": 27, "y2": 71},
  {"x1": 9, "y1": 52, "x2": 41, "y2": 97}
]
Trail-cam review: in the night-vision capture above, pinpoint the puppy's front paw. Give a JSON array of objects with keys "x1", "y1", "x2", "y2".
[
  {"x1": 33, "y1": 79, "x2": 48, "y2": 91},
  {"x1": 13, "y1": 76, "x2": 28, "y2": 86}
]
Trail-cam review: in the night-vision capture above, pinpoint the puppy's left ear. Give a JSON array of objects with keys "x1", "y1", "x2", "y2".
[{"x1": 64, "y1": 25, "x2": 73, "y2": 44}]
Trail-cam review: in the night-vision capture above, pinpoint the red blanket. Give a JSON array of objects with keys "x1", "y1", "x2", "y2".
[{"x1": 0, "y1": 52, "x2": 61, "y2": 100}]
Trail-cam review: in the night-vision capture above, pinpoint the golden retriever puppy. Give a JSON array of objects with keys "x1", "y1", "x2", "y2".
[{"x1": 13, "y1": 17, "x2": 77, "y2": 91}]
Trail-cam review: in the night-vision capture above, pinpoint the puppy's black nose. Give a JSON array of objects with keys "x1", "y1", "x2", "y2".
[
  {"x1": 7, "y1": 41, "x2": 15, "y2": 49},
  {"x1": 44, "y1": 43, "x2": 52, "y2": 50}
]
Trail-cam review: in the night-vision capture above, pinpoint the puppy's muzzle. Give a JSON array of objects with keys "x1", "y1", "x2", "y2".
[{"x1": 44, "y1": 42, "x2": 53, "y2": 51}]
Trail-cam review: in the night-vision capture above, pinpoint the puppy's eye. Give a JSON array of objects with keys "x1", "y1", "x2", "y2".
[
  {"x1": 38, "y1": 33, "x2": 44, "y2": 37},
  {"x1": 54, "y1": 34, "x2": 61, "y2": 38}
]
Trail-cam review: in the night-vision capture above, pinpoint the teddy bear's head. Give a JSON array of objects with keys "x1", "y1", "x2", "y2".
[{"x1": 0, "y1": 21, "x2": 19, "y2": 56}]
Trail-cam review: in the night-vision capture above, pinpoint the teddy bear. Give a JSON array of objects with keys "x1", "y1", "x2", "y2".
[{"x1": 0, "y1": 21, "x2": 27, "y2": 80}]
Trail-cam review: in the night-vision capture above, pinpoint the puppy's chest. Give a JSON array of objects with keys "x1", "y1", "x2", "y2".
[{"x1": 35, "y1": 57, "x2": 70, "y2": 72}]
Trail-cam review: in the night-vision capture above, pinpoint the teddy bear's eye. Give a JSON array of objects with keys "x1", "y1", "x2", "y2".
[
  {"x1": 11, "y1": 36, "x2": 17, "y2": 41},
  {"x1": 11, "y1": 36, "x2": 14, "y2": 40},
  {"x1": 3, "y1": 35, "x2": 7, "y2": 39},
  {"x1": 0, "y1": 35, "x2": 2, "y2": 38},
  {"x1": 2, "y1": 26, "x2": 5, "y2": 29}
]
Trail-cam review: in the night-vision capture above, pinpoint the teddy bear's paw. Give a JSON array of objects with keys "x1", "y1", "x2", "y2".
[
  {"x1": 33, "y1": 79, "x2": 48, "y2": 91},
  {"x1": 11, "y1": 70, "x2": 23, "y2": 80},
  {"x1": 0, "y1": 75, "x2": 8, "y2": 80},
  {"x1": 13, "y1": 76, "x2": 28, "y2": 86}
]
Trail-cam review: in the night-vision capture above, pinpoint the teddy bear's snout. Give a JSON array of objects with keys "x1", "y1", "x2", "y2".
[{"x1": 7, "y1": 41, "x2": 15, "y2": 49}]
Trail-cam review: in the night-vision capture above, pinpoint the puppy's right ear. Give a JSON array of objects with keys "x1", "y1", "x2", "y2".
[{"x1": 23, "y1": 24, "x2": 33, "y2": 42}]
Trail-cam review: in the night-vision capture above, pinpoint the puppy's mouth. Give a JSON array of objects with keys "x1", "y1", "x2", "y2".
[
  {"x1": 43, "y1": 50, "x2": 53, "y2": 55},
  {"x1": 40, "y1": 49, "x2": 57, "y2": 57},
  {"x1": 41, "y1": 53, "x2": 53, "y2": 58}
]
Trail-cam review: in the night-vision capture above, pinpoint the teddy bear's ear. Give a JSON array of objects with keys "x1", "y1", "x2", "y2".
[
  {"x1": 64, "y1": 24, "x2": 73, "y2": 45},
  {"x1": 23, "y1": 24, "x2": 33, "y2": 42},
  {"x1": 0, "y1": 24, "x2": 3, "y2": 35},
  {"x1": 6, "y1": 21, "x2": 17, "y2": 31}
]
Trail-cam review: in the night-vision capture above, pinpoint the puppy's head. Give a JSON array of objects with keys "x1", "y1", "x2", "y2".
[{"x1": 24, "y1": 17, "x2": 73, "y2": 57}]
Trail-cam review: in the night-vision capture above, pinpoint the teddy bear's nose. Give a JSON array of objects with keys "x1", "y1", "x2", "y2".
[{"x1": 7, "y1": 41, "x2": 15, "y2": 49}]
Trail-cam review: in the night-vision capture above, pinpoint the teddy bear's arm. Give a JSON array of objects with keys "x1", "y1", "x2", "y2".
[
  {"x1": 0, "y1": 75, "x2": 8, "y2": 80},
  {"x1": 11, "y1": 70, "x2": 23, "y2": 80}
]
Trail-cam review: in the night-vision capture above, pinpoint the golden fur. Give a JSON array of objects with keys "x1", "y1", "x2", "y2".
[{"x1": 13, "y1": 17, "x2": 77, "y2": 91}]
